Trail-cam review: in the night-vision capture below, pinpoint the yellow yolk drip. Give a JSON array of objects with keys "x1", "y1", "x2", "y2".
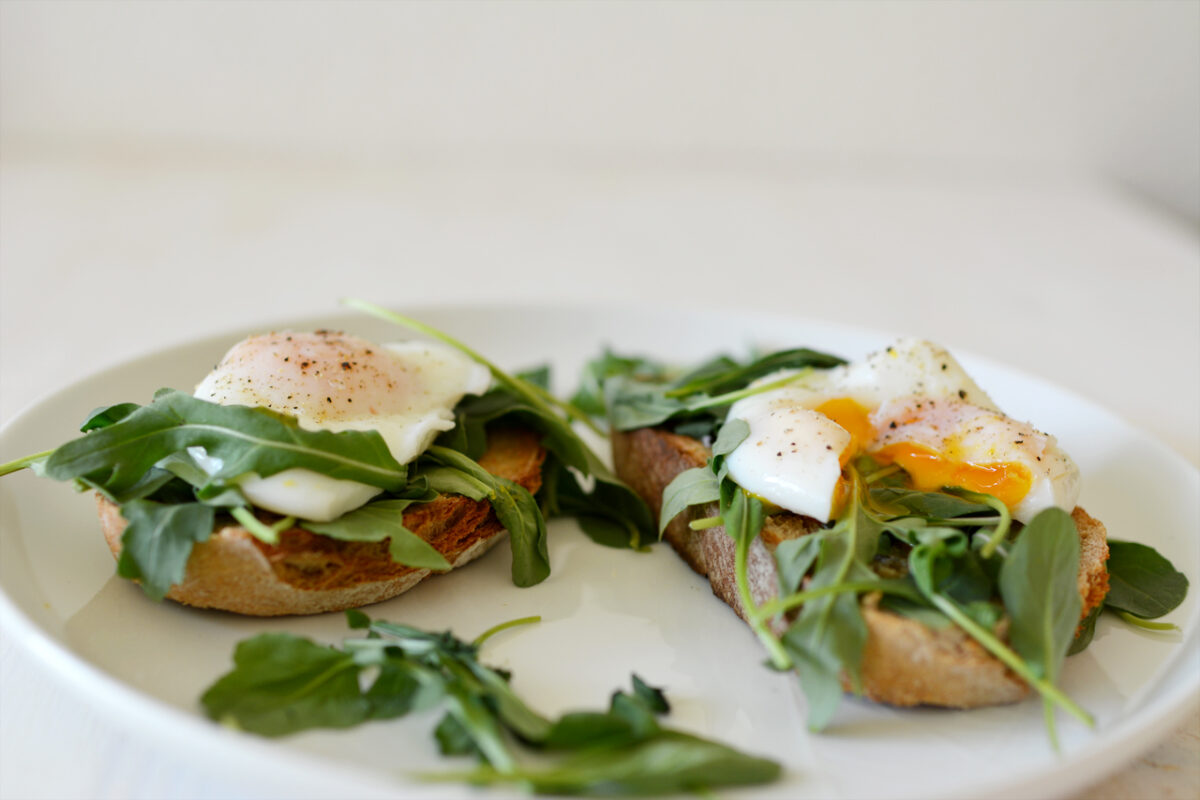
[
  {"x1": 872, "y1": 442, "x2": 1033, "y2": 509},
  {"x1": 814, "y1": 398, "x2": 873, "y2": 466},
  {"x1": 813, "y1": 398, "x2": 874, "y2": 519},
  {"x1": 812, "y1": 397, "x2": 1033, "y2": 513}
]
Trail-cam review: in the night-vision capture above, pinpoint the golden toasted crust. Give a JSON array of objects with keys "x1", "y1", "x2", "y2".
[
  {"x1": 612, "y1": 427, "x2": 1110, "y2": 709},
  {"x1": 98, "y1": 427, "x2": 546, "y2": 616}
]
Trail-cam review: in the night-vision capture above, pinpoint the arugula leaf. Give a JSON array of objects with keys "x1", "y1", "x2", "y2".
[
  {"x1": 435, "y1": 711, "x2": 481, "y2": 756},
  {"x1": 424, "y1": 446, "x2": 550, "y2": 587},
  {"x1": 999, "y1": 508, "x2": 1082, "y2": 682},
  {"x1": 302, "y1": 499, "x2": 451, "y2": 571},
  {"x1": 571, "y1": 351, "x2": 667, "y2": 418},
  {"x1": 774, "y1": 534, "x2": 824, "y2": 596},
  {"x1": 351, "y1": 301, "x2": 655, "y2": 551},
  {"x1": 545, "y1": 460, "x2": 656, "y2": 550},
  {"x1": 80, "y1": 402, "x2": 140, "y2": 432},
  {"x1": 202, "y1": 613, "x2": 781, "y2": 795},
  {"x1": 1068, "y1": 605, "x2": 1102, "y2": 656},
  {"x1": 591, "y1": 346, "x2": 843, "y2": 434},
  {"x1": 782, "y1": 533, "x2": 873, "y2": 729},
  {"x1": 666, "y1": 348, "x2": 845, "y2": 398},
  {"x1": 869, "y1": 487, "x2": 995, "y2": 520},
  {"x1": 1104, "y1": 540, "x2": 1189, "y2": 619},
  {"x1": 657, "y1": 467, "x2": 719, "y2": 534},
  {"x1": 115, "y1": 500, "x2": 215, "y2": 600},
  {"x1": 468, "y1": 730, "x2": 781, "y2": 796},
  {"x1": 605, "y1": 375, "x2": 692, "y2": 432},
  {"x1": 45, "y1": 389, "x2": 407, "y2": 497},
  {"x1": 200, "y1": 633, "x2": 368, "y2": 736}
]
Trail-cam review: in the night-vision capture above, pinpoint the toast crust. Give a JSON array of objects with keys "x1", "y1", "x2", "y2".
[
  {"x1": 98, "y1": 427, "x2": 546, "y2": 616},
  {"x1": 612, "y1": 427, "x2": 1110, "y2": 709}
]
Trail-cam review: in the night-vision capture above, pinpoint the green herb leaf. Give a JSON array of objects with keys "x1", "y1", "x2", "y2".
[
  {"x1": 869, "y1": 487, "x2": 995, "y2": 519},
  {"x1": 782, "y1": 533, "x2": 872, "y2": 729},
  {"x1": 466, "y1": 730, "x2": 782, "y2": 796},
  {"x1": 546, "y1": 460, "x2": 656, "y2": 550},
  {"x1": 419, "y1": 465, "x2": 491, "y2": 500},
  {"x1": 302, "y1": 499, "x2": 451, "y2": 570},
  {"x1": 45, "y1": 389, "x2": 407, "y2": 497},
  {"x1": 999, "y1": 508, "x2": 1082, "y2": 683},
  {"x1": 1104, "y1": 540, "x2": 1189, "y2": 620},
  {"x1": 115, "y1": 499, "x2": 215, "y2": 600},
  {"x1": 202, "y1": 614, "x2": 781, "y2": 795},
  {"x1": 605, "y1": 375, "x2": 691, "y2": 431},
  {"x1": 571, "y1": 351, "x2": 667, "y2": 418},
  {"x1": 200, "y1": 633, "x2": 368, "y2": 736},
  {"x1": 667, "y1": 348, "x2": 845, "y2": 398},
  {"x1": 657, "y1": 467, "x2": 719, "y2": 534},
  {"x1": 424, "y1": 446, "x2": 550, "y2": 587},
  {"x1": 1068, "y1": 605, "x2": 1102, "y2": 656},
  {"x1": 774, "y1": 534, "x2": 824, "y2": 596},
  {"x1": 80, "y1": 402, "x2": 140, "y2": 432}
]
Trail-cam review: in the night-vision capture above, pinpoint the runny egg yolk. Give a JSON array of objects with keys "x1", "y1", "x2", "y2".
[
  {"x1": 871, "y1": 443, "x2": 1033, "y2": 510},
  {"x1": 815, "y1": 396, "x2": 1034, "y2": 509},
  {"x1": 814, "y1": 398, "x2": 873, "y2": 466}
]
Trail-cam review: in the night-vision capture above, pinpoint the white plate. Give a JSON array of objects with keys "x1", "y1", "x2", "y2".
[{"x1": 1, "y1": 305, "x2": 1196, "y2": 800}]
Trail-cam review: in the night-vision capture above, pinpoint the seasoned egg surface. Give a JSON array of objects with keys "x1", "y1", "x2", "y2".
[
  {"x1": 724, "y1": 339, "x2": 1079, "y2": 524},
  {"x1": 192, "y1": 330, "x2": 491, "y2": 521}
]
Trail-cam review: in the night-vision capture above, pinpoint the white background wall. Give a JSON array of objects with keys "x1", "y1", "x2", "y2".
[{"x1": 3, "y1": 1, "x2": 1198, "y2": 222}]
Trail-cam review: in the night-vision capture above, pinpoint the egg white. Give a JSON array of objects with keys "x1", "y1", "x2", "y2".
[
  {"x1": 724, "y1": 339, "x2": 1080, "y2": 524},
  {"x1": 191, "y1": 331, "x2": 491, "y2": 521}
]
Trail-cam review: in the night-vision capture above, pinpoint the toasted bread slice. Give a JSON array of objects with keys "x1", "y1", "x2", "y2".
[
  {"x1": 612, "y1": 427, "x2": 1109, "y2": 708},
  {"x1": 98, "y1": 427, "x2": 546, "y2": 616}
]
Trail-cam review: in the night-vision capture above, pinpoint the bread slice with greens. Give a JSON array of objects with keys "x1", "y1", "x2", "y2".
[
  {"x1": 98, "y1": 426, "x2": 546, "y2": 616},
  {"x1": 574, "y1": 339, "x2": 1187, "y2": 740},
  {"x1": 613, "y1": 426, "x2": 1109, "y2": 709}
]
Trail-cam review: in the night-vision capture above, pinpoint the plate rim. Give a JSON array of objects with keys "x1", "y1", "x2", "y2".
[{"x1": 1, "y1": 301, "x2": 1197, "y2": 800}]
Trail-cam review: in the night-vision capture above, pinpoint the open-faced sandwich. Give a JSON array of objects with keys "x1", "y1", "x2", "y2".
[
  {"x1": 0, "y1": 304, "x2": 654, "y2": 615},
  {"x1": 576, "y1": 338, "x2": 1187, "y2": 734}
]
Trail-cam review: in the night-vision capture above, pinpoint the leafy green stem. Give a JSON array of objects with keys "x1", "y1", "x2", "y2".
[
  {"x1": 947, "y1": 488, "x2": 1011, "y2": 558},
  {"x1": 474, "y1": 615, "x2": 542, "y2": 648},
  {"x1": 688, "y1": 516, "x2": 725, "y2": 531},
  {"x1": 345, "y1": 299, "x2": 577, "y2": 428},
  {"x1": 523, "y1": 381, "x2": 606, "y2": 437},
  {"x1": 730, "y1": 490, "x2": 792, "y2": 671},
  {"x1": 1116, "y1": 610, "x2": 1179, "y2": 632},
  {"x1": 681, "y1": 372, "x2": 807, "y2": 411},
  {"x1": 755, "y1": 579, "x2": 924, "y2": 620},
  {"x1": 928, "y1": 592, "x2": 1093, "y2": 727},
  {"x1": 0, "y1": 449, "x2": 53, "y2": 477},
  {"x1": 230, "y1": 506, "x2": 281, "y2": 545},
  {"x1": 812, "y1": 472, "x2": 864, "y2": 643}
]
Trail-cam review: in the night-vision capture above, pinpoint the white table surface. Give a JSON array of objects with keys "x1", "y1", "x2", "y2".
[{"x1": 1, "y1": 148, "x2": 1197, "y2": 799}]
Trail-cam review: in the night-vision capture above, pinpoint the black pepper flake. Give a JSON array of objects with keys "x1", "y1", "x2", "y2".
[
  {"x1": 889, "y1": 421, "x2": 897, "y2": 429},
  {"x1": 341, "y1": 361, "x2": 352, "y2": 370},
  {"x1": 1014, "y1": 440, "x2": 1024, "y2": 444},
  {"x1": 958, "y1": 390, "x2": 967, "y2": 399},
  {"x1": 326, "y1": 397, "x2": 332, "y2": 403},
  {"x1": 777, "y1": 451, "x2": 783, "y2": 457}
]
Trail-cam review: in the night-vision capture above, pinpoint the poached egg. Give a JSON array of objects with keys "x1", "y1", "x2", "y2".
[
  {"x1": 723, "y1": 339, "x2": 1079, "y2": 524},
  {"x1": 192, "y1": 330, "x2": 491, "y2": 521}
]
